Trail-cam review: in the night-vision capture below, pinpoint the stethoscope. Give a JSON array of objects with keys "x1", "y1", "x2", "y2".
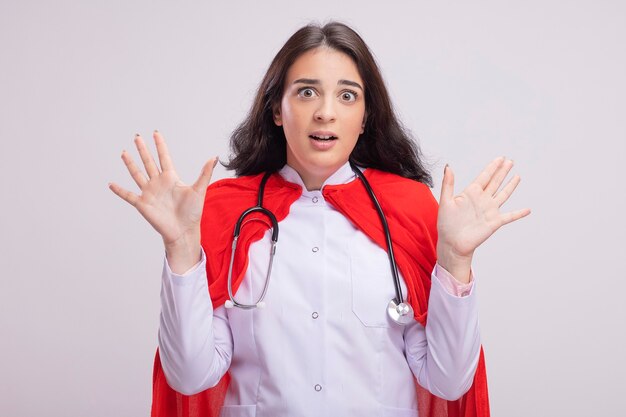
[{"x1": 224, "y1": 161, "x2": 415, "y2": 325}]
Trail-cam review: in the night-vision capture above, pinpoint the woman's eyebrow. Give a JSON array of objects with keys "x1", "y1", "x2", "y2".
[
  {"x1": 292, "y1": 78, "x2": 363, "y2": 91},
  {"x1": 338, "y1": 79, "x2": 363, "y2": 91}
]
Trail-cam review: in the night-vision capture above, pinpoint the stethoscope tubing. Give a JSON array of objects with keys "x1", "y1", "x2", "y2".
[
  {"x1": 349, "y1": 161, "x2": 404, "y2": 306},
  {"x1": 225, "y1": 162, "x2": 412, "y2": 324},
  {"x1": 227, "y1": 172, "x2": 278, "y2": 310}
]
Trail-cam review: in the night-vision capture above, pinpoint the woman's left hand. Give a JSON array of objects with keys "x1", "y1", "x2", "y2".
[{"x1": 436, "y1": 156, "x2": 531, "y2": 282}]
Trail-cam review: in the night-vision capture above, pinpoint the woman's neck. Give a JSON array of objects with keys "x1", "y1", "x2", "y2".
[{"x1": 285, "y1": 160, "x2": 350, "y2": 191}]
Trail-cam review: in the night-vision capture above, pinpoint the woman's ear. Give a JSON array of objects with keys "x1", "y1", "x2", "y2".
[
  {"x1": 273, "y1": 105, "x2": 282, "y2": 126},
  {"x1": 360, "y1": 112, "x2": 367, "y2": 134}
]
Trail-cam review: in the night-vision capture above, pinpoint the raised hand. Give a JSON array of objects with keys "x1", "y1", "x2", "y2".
[
  {"x1": 109, "y1": 131, "x2": 218, "y2": 273},
  {"x1": 436, "y1": 156, "x2": 531, "y2": 283}
]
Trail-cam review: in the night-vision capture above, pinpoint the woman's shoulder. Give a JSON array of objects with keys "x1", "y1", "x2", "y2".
[
  {"x1": 206, "y1": 173, "x2": 265, "y2": 193},
  {"x1": 362, "y1": 168, "x2": 438, "y2": 230},
  {"x1": 203, "y1": 171, "x2": 300, "y2": 207},
  {"x1": 366, "y1": 168, "x2": 435, "y2": 203}
]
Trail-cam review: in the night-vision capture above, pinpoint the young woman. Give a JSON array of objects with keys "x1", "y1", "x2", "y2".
[{"x1": 110, "y1": 22, "x2": 529, "y2": 417}]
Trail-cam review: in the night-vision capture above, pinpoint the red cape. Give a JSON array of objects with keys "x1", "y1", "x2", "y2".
[{"x1": 151, "y1": 168, "x2": 490, "y2": 417}]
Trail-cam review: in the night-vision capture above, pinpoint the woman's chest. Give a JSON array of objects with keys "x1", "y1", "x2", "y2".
[{"x1": 226, "y1": 200, "x2": 409, "y2": 340}]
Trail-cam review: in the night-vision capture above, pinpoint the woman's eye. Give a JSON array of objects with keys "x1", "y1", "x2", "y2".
[
  {"x1": 341, "y1": 90, "x2": 358, "y2": 102},
  {"x1": 298, "y1": 88, "x2": 316, "y2": 98}
]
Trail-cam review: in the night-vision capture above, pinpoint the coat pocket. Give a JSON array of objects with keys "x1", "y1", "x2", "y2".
[
  {"x1": 219, "y1": 404, "x2": 256, "y2": 417},
  {"x1": 381, "y1": 405, "x2": 418, "y2": 417},
  {"x1": 350, "y1": 253, "x2": 403, "y2": 328}
]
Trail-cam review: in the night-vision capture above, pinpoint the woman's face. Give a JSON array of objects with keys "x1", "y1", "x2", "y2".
[{"x1": 274, "y1": 47, "x2": 366, "y2": 190}]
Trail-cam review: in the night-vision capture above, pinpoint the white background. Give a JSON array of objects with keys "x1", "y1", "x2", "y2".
[{"x1": 1, "y1": 1, "x2": 624, "y2": 415}]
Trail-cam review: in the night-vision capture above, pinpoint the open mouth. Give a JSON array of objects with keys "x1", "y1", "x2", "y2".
[{"x1": 309, "y1": 134, "x2": 338, "y2": 141}]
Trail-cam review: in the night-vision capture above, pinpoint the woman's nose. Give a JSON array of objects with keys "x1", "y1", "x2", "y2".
[{"x1": 314, "y1": 98, "x2": 336, "y2": 122}]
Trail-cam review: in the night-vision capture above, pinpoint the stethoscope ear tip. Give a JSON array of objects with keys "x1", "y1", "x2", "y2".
[
  {"x1": 225, "y1": 300, "x2": 235, "y2": 309},
  {"x1": 256, "y1": 301, "x2": 267, "y2": 309}
]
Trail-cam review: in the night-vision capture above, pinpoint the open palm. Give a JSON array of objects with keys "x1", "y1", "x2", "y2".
[
  {"x1": 109, "y1": 131, "x2": 217, "y2": 246},
  {"x1": 437, "y1": 157, "x2": 531, "y2": 259}
]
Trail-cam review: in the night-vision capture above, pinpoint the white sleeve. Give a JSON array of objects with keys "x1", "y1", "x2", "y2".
[
  {"x1": 404, "y1": 267, "x2": 481, "y2": 401},
  {"x1": 158, "y1": 248, "x2": 233, "y2": 395}
]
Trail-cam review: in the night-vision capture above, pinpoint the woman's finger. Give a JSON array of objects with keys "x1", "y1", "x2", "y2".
[
  {"x1": 121, "y1": 150, "x2": 148, "y2": 189},
  {"x1": 439, "y1": 164, "x2": 455, "y2": 204},
  {"x1": 108, "y1": 182, "x2": 140, "y2": 207},
  {"x1": 499, "y1": 207, "x2": 532, "y2": 226},
  {"x1": 192, "y1": 157, "x2": 219, "y2": 194},
  {"x1": 134, "y1": 134, "x2": 160, "y2": 179},
  {"x1": 472, "y1": 156, "x2": 505, "y2": 189},
  {"x1": 153, "y1": 130, "x2": 175, "y2": 172},
  {"x1": 494, "y1": 174, "x2": 521, "y2": 207},
  {"x1": 485, "y1": 159, "x2": 514, "y2": 196}
]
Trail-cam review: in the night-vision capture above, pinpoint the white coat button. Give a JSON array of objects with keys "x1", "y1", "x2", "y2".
[
  {"x1": 312, "y1": 247, "x2": 319, "y2": 253},
  {"x1": 312, "y1": 197, "x2": 319, "y2": 203},
  {"x1": 314, "y1": 384, "x2": 322, "y2": 392},
  {"x1": 312, "y1": 312, "x2": 319, "y2": 319}
]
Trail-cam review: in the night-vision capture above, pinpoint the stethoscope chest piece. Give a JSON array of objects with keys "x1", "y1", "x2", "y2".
[{"x1": 387, "y1": 299, "x2": 414, "y2": 325}]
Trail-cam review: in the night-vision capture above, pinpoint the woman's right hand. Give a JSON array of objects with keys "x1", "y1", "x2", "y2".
[{"x1": 109, "y1": 131, "x2": 218, "y2": 273}]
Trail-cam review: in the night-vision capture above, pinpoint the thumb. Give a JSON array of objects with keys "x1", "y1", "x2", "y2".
[
  {"x1": 440, "y1": 164, "x2": 455, "y2": 203},
  {"x1": 192, "y1": 156, "x2": 219, "y2": 194}
]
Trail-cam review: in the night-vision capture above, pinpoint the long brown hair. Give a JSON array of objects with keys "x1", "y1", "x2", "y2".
[{"x1": 225, "y1": 21, "x2": 433, "y2": 186}]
